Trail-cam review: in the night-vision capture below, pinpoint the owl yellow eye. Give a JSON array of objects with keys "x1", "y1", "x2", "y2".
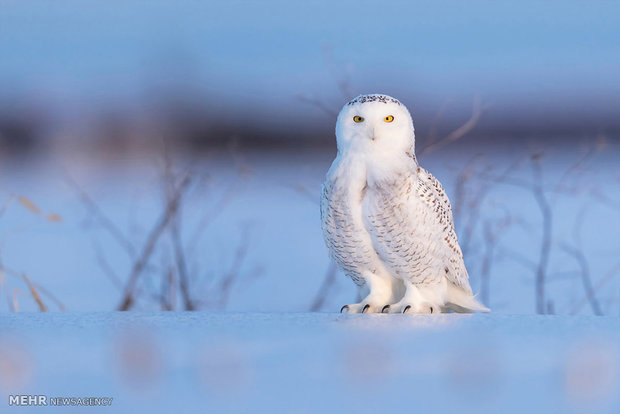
[
  {"x1": 353, "y1": 116, "x2": 364, "y2": 123},
  {"x1": 384, "y1": 115, "x2": 394, "y2": 123}
]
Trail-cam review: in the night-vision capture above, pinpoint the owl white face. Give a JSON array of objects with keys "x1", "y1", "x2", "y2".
[{"x1": 335, "y1": 94, "x2": 415, "y2": 157}]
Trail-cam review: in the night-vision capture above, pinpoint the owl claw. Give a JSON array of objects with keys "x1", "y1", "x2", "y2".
[
  {"x1": 340, "y1": 302, "x2": 387, "y2": 313},
  {"x1": 403, "y1": 305, "x2": 411, "y2": 314},
  {"x1": 381, "y1": 305, "x2": 391, "y2": 313}
]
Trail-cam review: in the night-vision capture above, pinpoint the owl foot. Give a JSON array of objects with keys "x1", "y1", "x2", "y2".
[
  {"x1": 340, "y1": 303, "x2": 384, "y2": 314},
  {"x1": 385, "y1": 303, "x2": 436, "y2": 314}
]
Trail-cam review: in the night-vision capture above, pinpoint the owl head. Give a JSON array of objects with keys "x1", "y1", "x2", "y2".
[{"x1": 335, "y1": 94, "x2": 415, "y2": 157}]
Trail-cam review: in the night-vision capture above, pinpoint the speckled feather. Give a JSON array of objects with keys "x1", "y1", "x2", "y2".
[{"x1": 366, "y1": 164, "x2": 471, "y2": 292}]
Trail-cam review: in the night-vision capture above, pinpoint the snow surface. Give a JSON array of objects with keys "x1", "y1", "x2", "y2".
[{"x1": 1, "y1": 312, "x2": 619, "y2": 414}]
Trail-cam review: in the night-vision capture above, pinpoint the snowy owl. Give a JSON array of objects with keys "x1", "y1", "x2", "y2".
[{"x1": 320, "y1": 94, "x2": 489, "y2": 314}]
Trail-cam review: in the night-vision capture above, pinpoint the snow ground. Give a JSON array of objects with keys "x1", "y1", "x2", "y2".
[
  {"x1": 1, "y1": 144, "x2": 619, "y2": 412},
  {"x1": 1, "y1": 312, "x2": 619, "y2": 414}
]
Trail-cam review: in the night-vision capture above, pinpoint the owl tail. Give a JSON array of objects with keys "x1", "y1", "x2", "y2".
[{"x1": 445, "y1": 283, "x2": 490, "y2": 313}]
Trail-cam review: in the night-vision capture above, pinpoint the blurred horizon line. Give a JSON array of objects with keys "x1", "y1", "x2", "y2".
[{"x1": 1, "y1": 91, "x2": 619, "y2": 157}]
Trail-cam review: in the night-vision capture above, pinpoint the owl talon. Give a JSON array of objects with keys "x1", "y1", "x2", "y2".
[
  {"x1": 361, "y1": 304, "x2": 370, "y2": 313},
  {"x1": 340, "y1": 305, "x2": 349, "y2": 313},
  {"x1": 381, "y1": 305, "x2": 391, "y2": 313},
  {"x1": 403, "y1": 305, "x2": 411, "y2": 314}
]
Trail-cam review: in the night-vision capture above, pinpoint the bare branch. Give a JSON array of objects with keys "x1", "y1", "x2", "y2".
[
  {"x1": 554, "y1": 139, "x2": 599, "y2": 194},
  {"x1": 530, "y1": 156, "x2": 553, "y2": 315},
  {"x1": 310, "y1": 260, "x2": 338, "y2": 311},
  {"x1": 160, "y1": 267, "x2": 176, "y2": 311},
  {"x1": 296, "y1": 94, "x2": 338, "y2": 118},
  {"x1": 12, "y1": 288, "x2": 22, "y2": 312},
  {"x1": 217, "y1": 227, "x2": 251, "y2": 309},
  {"x1": 563, "y1": 207, "x2": 603, "y2": 315},
  {"x1": 0, "y1": 195, "x2": 14, "y2": 220},
  {"x1": 478, "y1": 153, "x2": 552, "y2": 314},
  {"x1": 187, "y1": 178, "x2": 243, "y2": 256},
  {"x1": 160, "y1": 151, "x2": 195, "y2": 311},
  {"x1": 562, "y1": 244, "x2": 602, "y2": 316},
  {"x1": 571, "y1": 261, "x2": 620, "y2": 315},
  {"x1": 457, "y1": 155, "x2": 524, "y2": 256},
  {"x1": 0, "y1": 254, "x2": 65, "y2": 311},
  {"x1": 169, "y1": 205, "x2": 194, "y2": 311},
  {"x1": 92, "y1": 239, "x2": 124, "y2": 290},
  {"x1": 117, "y1": 175, "x2": 191, "y2": 311},
  {"x1": 322, "y1": 45, "x2": 354, "y2": 99},
  {"x1": 425, "y1": 98, "x2": 453, "y2": 146},
  {"x1": 28, "y1": 283, "x2": 65, "y2": 311},
  {"x1": 499, "y1": 247, "x2": 538, "y2": 272},
  {"x1": 286, "y1": 183, "x2": 320, "y2": 206},
  {"x1": 590, "y1": 188, "x2": 620, "y2": 210},
  {"x1": 452, "y1": 155, "x2": 482, "y2": 223},
  {"x1": 0, "y1": 270, "x2": 11, "y2": 311},
  {"x1": 419, "y1": 95, "x2": 482, "y2": 157},
  {"x1": 458, "y1": 170, "x2": 494, "y2": 255},
  {"x1": 22, "y1": 273, "x2": 47, "y2": 312},
  {"x1": 65, "y1": 173, "x2": 136, "y2": 257},
  {"x1": 479, "y1": 215, "x2": 512, "y2": 306}
]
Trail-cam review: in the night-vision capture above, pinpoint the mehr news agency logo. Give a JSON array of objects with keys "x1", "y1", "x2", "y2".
[{"x1": 9, "y1": 395, "x2": 113, "y2": 407}]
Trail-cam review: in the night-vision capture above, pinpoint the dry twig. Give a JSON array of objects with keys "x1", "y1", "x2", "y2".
[
  {"x1": 563, "y1": 208, "x2": 603, "y2": 315},
  {"x1": 65, "y1": 173, "x2": 136, "y2": 257},
  {"x1": 117, "y1": 175, "x2": 191, "y2": 310},
  {"x1": 310, "y1": 260, "x2": 338, "y2": 311},
  {"x1": 22, "y1": 273, "x2": 47, "y2": 312},
  {"x1": 0, "y1": 254, "x2": 65, "y2": 311},
  {"x1": 562, "y1": 244, "x2": 602, "y2": 315},
  {"x1": 419, "y1": 95, "x2": 483, "y2": 157},
  {"x1": 571, "y1": 262, "x2": 620, "y2": 315},
  {"x1": 530, "y1": 156, "x2": 553, "y2": 314},
  {"x1": 0, "y1": 195, "x2": 14, "y2": 220},
  {"x1": 479, "y1": 214, "x2": 512, "y2": 306},
  {"x1": 296, "y1": 94, "x2": 338, "y2": 118},
  {"x1": 217, "y1": 227, "x2": 251, "y2": 309}
]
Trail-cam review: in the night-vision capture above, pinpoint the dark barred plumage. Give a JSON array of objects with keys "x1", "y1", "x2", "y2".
[{"x1": 347, "y1": 94, "x2": 402, "y2": 106}]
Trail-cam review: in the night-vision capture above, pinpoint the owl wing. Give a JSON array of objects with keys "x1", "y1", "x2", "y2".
[
  {"x1": 366, "y1": 166, "x2": 471, "y2": 293},
  {"x1": 417, "y1": 167, "x2": 471, "y2": 293}
]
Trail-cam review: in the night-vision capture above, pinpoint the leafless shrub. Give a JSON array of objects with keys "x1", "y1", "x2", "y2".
[
  {"x1": 296, "y1": 95, "x2": 338, "y2": 118},
  {"x1": 117, "y1": 174, "x2": 191, "y2": 311},
  {"x1": 70, "y1": 144, "x2": 254, "y2": 311},
  {"x1": 0, "y1": 196, "x2": 64, "y2": 312},
  {"x1": 21, "y1": 274, "x2": 47, "y2": 312},
  {"x1": 571, "y1": 262, "x2": 620, "y2": 315},
  {"x1": 418, "y1": 95, "x2": 483, "y2": 157},
  {"x1": 215, "y1": 226, "x2": 252, "y2": 310},
  {"x1": 0, "y1": 257, "x2": 66, "y2": 312},
  {"x1": 310, "y1": 260, "x2": 338, "y2": 312},
  {"x1": 466, "y1": 137, "x2": 620, "y2": 315},
  {"x1": 562, "y1": 243, "x2": 602, "y2": 316},
  {"x1": 479, "y1": 214, "x2": 512, "y2": 306},
  {"x1": 296, "y1": 45, "x2": 354, "y2": 118}
]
